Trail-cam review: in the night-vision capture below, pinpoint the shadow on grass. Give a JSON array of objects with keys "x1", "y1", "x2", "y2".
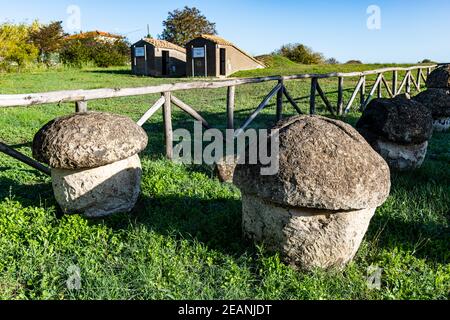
[
  {"x1": 129, "y1": 193, "x2": 251, "y2": 256},
  {"x1": 0, "y1": 176, "x2": 54, "y2": 208},
  {"x1": 87, "y1": 69, "x2": 132, "y2": 75},
  {"x1": 366, "y1": 159, "x2": 450, "y2": 264}
]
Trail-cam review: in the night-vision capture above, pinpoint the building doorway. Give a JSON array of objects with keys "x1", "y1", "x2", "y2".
[
  {"x1": 220, "y1": 48, "x2": 226, "y2": 76},
  {"x1": 162, "y1": 50, "x2": 169, "y2": 76}
]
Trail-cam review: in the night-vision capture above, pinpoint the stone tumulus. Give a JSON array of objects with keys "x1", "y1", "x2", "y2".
[
  {"x1": 414, "y1": 65, "x2": 450, "y2": 132},
  {"x1": 356, "y1": 95, "x2": 433, "y2": 171},
  {"x1": 33, "y1": 112, "x2": 148, "y2": 217},
  {"x1": 234, "y1": 115, "x2": 391, "y2": 271}
]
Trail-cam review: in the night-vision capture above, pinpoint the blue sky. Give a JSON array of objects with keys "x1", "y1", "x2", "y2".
[{"x1": 0, "y1": 0, "x2": 448, "y2": 63}]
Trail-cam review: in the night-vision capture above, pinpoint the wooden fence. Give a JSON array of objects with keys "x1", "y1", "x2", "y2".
[{"x1": 0, "y1": 64, "x2": 440, "y2": 174}]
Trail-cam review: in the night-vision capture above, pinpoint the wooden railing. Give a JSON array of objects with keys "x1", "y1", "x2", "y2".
[{"x1": 0, "y1": 64, "x2": 440, "y2": 174}]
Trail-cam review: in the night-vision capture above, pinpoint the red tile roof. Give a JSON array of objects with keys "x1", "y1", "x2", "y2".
[{"x1": 140, "y1": 38, "x2": 186, "y2": 54}]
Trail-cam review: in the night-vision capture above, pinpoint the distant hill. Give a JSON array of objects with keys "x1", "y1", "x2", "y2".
[{"x1": 255, "y1": 55, "x2": 298, "y2": 68}]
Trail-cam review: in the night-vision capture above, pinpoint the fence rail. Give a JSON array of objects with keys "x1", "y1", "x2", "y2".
[
  {"x1": 0, "y1": 64, "x2": 441, "y2": 175},
  {"x1": 0, "y1": 65, "x2": 437, "y2": 108}
]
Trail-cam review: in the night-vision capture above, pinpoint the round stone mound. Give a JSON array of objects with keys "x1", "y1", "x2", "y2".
[
  {"x1": 356, "y1": 96, "x2": 433, "y2": 145},
  {"x1": 234, "y1": 115, "x2": 391, "y2": 211},
  {"x1": 413, "y1": 88, "x2": 450, "y2": 118},
  {"x1": 33, "y1": 112, "x2": 148, "y2": 169},
  {"x1": 426, "y1": 65, "x2": 450, "y2": 89}
]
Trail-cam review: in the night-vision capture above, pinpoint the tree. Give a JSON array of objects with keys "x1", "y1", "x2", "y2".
[
  {"x1": 0, "y1": 22, "x2": 38, "y2": 71},
  {"x1": 276, "y1": 43, "x2": 325, "y2": 65},
  {"x1": 326, "y1": 57, "x2": 340, "y2": 65},
  {"x1": 160, "y1": 6, "x2": 217, "y2": 46},
  {"x1": 30, "y1": 21, "x2": 66, "y2": 65}
]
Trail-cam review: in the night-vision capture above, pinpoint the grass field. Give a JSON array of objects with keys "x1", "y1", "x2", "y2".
[{"x1": 0, "y1": 63, "x2": 448, "y2": 300}]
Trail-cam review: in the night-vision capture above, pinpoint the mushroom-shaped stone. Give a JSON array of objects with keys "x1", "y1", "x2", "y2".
[
  {"x1": 33, "y1": 112, "x2": 148, "y2": 218},
  {"x1": 413, "y1": 89, "x2": 450, "y2": 132},
  {"x1": 234, "y1": 115, "x2": 391, "y2": 270},
  {"x1": 426, "y1": 65, "x2": 450, "y2": 89},
  {"x1": 356, "y1": 96, "x2": 433, "y2": 171}
]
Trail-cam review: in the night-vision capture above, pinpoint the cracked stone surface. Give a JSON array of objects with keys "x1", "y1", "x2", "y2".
[
  {"x1": 33, "y1": 112, "x2": 148, "y2": 169},
  {"x1": 356, "y1": 96, "x2": 433, "y2": 145},
  {"x1": 426, "y1": 65, "x2": 450, "y2": 89},
  {"x1": 413, "y1": 88, "x2": 450, "y2": 119},
  {"x1": 234, "y1": 115, "x2": 391, "y2": 211}
]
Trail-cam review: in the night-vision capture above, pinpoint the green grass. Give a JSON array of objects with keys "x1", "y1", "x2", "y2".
[{"x1": 0, "y1": 66, "x2": 448, "y2": 300}]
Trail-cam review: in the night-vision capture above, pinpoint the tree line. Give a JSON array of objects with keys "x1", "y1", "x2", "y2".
[{"x1": 0, "y1": 21, "x2": 130, "y2": 72}]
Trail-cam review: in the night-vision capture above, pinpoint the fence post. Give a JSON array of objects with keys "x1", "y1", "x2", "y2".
[
  {"x1": 310, "y1": 78, "x2": 317, "y2": 115},
  {"x1": 377, "y1": 74, "x2": 382, "y2": 98},
  {"x1": 337, "y1": 77, "x2": 344, "y2": 116},
  {"x1": 276, "y1": 79, "x2": 284, "y2": 121},
  {"x1": 417, "y1": 69, "x2": 422, "y2": 89},
  {"x1": 406, "y1": 72, "x2": 411, "y2": 95},
  {"x1": 227, "y1": 86, "x2": 235, "y2": 130},
  {"x1": 0, "y1": 142, "x2": 51, "y2": 176},
  {"x1": 163, "y1": 92, "x2": 173, "y2": 160},
  {"x1": 75, "y1": 101, "x2": 88, "y2": 113},
  {"x1": 392, "y1": 70, "x2": 398, "y2": 96},
  {"x1": 360, "y1": 76, "x2": 366, "y2": 111}
]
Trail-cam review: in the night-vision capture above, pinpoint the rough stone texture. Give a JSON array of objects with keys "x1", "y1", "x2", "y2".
[
  {"x1": 433, "y1": 117, "x2": 450, "y2": 132},
  {"x1": 356, "y1": 96, "x2": 433, "y2": 145},
  {"x1": 215, "y1": 155, "x2": 238, "y2": 183},
  {"x1": 426, "y1": 65, "x2": 450, "y2": 89},
  {"x1": 413, "y1": 88, "x2": 450, "y2": 118},
  {"x1": 234, "y1": 115, "x2": 391, "y2": 211},
  {"x1": 375, "y1": 140, "x2": 428, "y2": 171},
  {"x1": 242, "y1": 194, "x2": 376, "y2": 270},
  {"x1": 33, "y1": 112, "x2": 148, "y2": 169},
  {"x1": 52, "y1": 154, "x2": 142, "y2": 218}
]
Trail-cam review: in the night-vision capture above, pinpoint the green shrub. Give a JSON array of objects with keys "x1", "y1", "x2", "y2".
[
  {"x1": 275, "y1": 43, "x2": 325, "y2": 65},
  {"x1": 60, "y1": 38, "x2": 130, "y2": 68},
  {"x1": 0, "y1": 22, "x2": 39, "y2": 72},
  {"x1": 345, "y1": 60, "x2": 363, "y2": 65}
]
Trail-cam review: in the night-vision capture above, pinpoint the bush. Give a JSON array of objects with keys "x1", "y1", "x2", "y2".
[
  {"x1": 345, "y1": 60, "x2": 363, "y2": 65},
  {"x1": 60, "y1": 37, "x2": 130, "y2": 68},
  {"x1": 275, "y1": 43, "x2": 325, "y2": 65},
  {"x1": 0, "y1": 22, "x2": 39, "y2": 72},
  {"x1": 326, "y1": 58, "x2": 340, "y2": 65},
  {"x1": 420, "y1": 59, "x2": 436, "y2": 64}
]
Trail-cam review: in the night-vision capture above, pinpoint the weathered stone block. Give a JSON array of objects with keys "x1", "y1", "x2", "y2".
[{"x1": 52, "y1": 154, "x2": 142, "y2": 218}]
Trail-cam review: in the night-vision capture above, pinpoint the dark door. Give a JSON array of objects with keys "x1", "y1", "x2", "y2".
[
  {"x1": 134, "y1": 46, "x2": 147, "y2": 75},
  {"x1": 162, "y1": 50, "x2": 169, "y2": 76},
  {"x1": 220, "y1": 48, "x2": 226, "y2": 76},
  {"x1": 192, "y1": 46, "x2": 207, "y2": 77}
]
